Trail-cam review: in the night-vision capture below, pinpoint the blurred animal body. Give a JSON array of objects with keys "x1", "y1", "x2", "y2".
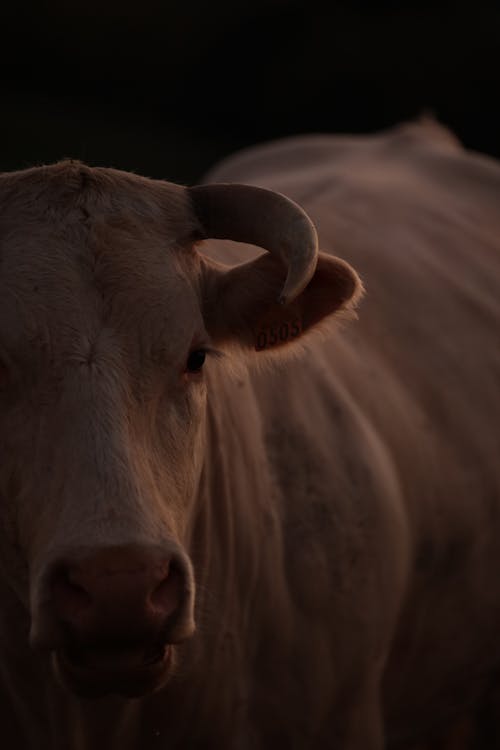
[{"x1": 0, "y1": 121, "x2": 499, "y2": 749}]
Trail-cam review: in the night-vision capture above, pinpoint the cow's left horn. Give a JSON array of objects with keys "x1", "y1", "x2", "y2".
[{"x1": 188, "y1": 183, "x2": 318, "y2": 304}]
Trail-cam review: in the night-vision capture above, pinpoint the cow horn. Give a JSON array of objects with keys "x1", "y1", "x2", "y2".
[{"x1": 188, "y1": 183, "x2": 319, "y2": 304}]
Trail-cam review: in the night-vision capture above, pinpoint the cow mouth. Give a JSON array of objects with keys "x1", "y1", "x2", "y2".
[{"x1": 53, "y1": 642, "x2": 174, "y2": 698}]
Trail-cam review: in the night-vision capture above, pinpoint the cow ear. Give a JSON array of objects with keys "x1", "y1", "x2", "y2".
[{"x1": 200, "y1": 251, "x2": 363, "y2": 353}]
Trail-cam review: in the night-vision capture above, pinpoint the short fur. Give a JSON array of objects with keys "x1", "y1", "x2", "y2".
[{"x1": 0, "y1": 121, "x2": 499, "y2": 748}]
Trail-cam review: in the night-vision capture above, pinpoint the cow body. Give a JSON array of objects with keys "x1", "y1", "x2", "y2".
[
  {"x1": 0, "y1": 120, "x2": 499, "y2": 748},
  {"x1": 206, "y1": 120, "x2": 500, "y2": 743}
]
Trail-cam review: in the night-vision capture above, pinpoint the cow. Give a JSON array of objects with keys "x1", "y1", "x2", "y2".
[{"x1": 0, "y1": 118, "x2": 499, "y2": 749}]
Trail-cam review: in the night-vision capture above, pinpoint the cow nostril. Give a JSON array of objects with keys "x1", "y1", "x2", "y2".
[
  {"x1": 52, "y1": 568, "x2": 92, "y2": 621},
  {"x1": 150, "y1": 562, "x2": 182, "y2": 618}
]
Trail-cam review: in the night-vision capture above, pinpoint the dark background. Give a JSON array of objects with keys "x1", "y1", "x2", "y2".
[{"x1": 1, "y1": 0, "x2": 499, "y2": 183}]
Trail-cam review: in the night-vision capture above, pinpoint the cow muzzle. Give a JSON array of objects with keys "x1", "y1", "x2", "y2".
[{"x1": 30, "y1": 545, "x2": 196, "y2": 698}]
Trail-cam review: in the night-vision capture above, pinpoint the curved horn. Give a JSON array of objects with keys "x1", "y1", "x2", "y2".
[{"x1": 188, "y1": 183, "x2": 318, "y2": 305}]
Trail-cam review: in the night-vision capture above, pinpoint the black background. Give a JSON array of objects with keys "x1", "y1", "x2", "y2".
[{"x1": 1, "y1": 0, "x2": 499, "y2": 183}]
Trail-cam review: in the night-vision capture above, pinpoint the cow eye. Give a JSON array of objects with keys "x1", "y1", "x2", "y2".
[{"x1": 186, "y1": 349, "x2": 206, "y2": 374}]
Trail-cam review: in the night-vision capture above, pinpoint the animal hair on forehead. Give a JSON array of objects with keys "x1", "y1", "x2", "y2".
[{"x1": 0, "y1": 161, "x2": 200, "y2": 243}]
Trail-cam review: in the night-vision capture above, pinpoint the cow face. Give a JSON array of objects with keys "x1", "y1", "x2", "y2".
[
  {"x1": 0, "y1": 164, "x2": 210, "y2": 696},
  {"x1": 0, "y1": 162, "x2": 361, "y2": 697}
]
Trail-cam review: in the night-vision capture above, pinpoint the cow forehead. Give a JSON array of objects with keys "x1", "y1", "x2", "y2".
[
  {"x1": 0, "y1": 160, "x2": 198, "y2": 237},
  {"x1": 0, "y1": 162, "x2": 204, "y2": 362}
]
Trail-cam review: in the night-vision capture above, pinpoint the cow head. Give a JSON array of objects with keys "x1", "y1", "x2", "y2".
[{"x1": 0, "y1": 162, "x2": 361, "y2": 697}]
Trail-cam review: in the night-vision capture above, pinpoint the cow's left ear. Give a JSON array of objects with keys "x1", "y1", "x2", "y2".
[{"x1": 200, "y1": 251, "x2": 363, "y2": 353}]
